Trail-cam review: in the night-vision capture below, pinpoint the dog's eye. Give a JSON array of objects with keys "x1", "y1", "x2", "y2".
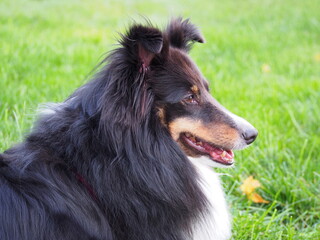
[{"x1": 184, "y1": 94, "x2": 198, "y2": 105}]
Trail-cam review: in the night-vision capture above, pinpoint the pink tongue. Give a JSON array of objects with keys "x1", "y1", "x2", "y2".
[{"x1": 202, "y1": 142, "x2": 234, "y2": 162}]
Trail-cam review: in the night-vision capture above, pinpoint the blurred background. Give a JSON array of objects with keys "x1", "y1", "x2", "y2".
[{"x1": 0, "y1": 0, "x2": 319, "y2": 238}]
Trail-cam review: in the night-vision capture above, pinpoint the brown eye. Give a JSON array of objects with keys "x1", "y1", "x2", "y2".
[{"x1": 184, "y1": 94, "x2": 198, "y2": 104}]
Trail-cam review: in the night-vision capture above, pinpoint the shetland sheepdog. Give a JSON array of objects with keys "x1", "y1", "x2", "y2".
[{"x1": 0, "y1": 18, "x2": 257, "y2": 240}]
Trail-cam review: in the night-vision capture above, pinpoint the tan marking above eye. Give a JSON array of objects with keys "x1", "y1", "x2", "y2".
[
  {"x1": 168, "y1": 117, "x2": 239, "y2": 150},
  {"x1": 191, "y1": 85, "x2": 199, "y2": 94}
]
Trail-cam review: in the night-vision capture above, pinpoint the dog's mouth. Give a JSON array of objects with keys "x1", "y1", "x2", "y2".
[{"x1": 181, "y1": 132, "x2": 234, "y2": 166}]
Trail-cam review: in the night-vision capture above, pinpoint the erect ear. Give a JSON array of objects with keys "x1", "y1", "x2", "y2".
[
  {"x1": 121, "y1": 24, "x2": 163, "y2": 72},
  {"x1": 166, "y1": 18, "x2": 205, "y2": 51}
]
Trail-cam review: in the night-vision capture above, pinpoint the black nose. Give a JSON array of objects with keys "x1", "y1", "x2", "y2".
[{"x1": 242, "y1": 128, "x2": 258, "y2": 145}]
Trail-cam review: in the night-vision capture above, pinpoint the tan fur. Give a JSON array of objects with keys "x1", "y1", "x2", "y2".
[
  {"x1": 191, "y1": 85, "x2": 199, "y2": 95},
  {"x1": 157, "y1": 107, "x2": 167, "y2": 126},
  {"x1": 168, "y1": 117, "x2": 239, "y2": 150}
]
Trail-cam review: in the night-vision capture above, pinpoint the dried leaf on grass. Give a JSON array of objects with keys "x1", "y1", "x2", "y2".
[
  {"x1": 261, "y1": 63, "x2": 271, "y2": 73},
  {"x1": 249, "y1": 192, "x2": 270, "y2": 204},
  {"x1": 240, "y1": 176, "x2": 270, "y2": 204}
]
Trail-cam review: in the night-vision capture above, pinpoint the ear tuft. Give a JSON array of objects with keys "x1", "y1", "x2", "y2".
[
  {"x1": 121, "y1": 24, "x2": 163, "y2": 71},
  {"x1": 166, "y1": 18, "x2": 205, "y2": 51}
]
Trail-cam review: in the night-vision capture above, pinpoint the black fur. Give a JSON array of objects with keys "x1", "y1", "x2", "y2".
[
  {"x1": 166, "y1": 17, "x2": 205, "y2": 51},
  {"x1": 0, "y1": 19, "x2": 208, "y2": 240}
]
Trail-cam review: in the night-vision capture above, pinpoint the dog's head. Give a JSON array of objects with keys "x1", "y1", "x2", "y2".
[{"x1": 105, "y1": 18, "x2": 257, "y2": 167}]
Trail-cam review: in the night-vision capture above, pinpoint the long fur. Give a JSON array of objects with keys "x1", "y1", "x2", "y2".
[{"x1": 0, "y1": 19, "x2": 210, "y2": 240}]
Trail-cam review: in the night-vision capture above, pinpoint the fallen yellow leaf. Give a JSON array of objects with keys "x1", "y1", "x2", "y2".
[
  {"x1": 240, "y1": 176, "x2": 261, "y2": 195},
  {"x1": 240, "y1": 176, "x2": 270, "y2": 204},
  {"x1": 314, "y1": 53, "x2": 320, "y2": 62},
  {"x1": 261, "y1": 63, "x2": 271, "y2": 73},
  {"x1": 249, "y1": 192, "x2": 270, "y2": 204}
]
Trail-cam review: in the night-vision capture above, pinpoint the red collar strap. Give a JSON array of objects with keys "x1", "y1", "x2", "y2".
[{"x1": 71, "y1": 168, "x2": 98, "y2": 202}]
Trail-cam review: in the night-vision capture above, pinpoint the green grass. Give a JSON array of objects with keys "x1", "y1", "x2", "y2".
[{"x1": 1, "y1": 0, "x2": 319, "y2": 239}]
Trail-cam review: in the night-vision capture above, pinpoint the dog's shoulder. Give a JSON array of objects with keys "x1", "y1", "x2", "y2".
[{"x1": 0, "y1": 145, "x2": 112, "y2": 240}]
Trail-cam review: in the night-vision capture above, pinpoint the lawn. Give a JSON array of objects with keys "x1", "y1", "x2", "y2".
[{"x1": 0, "y1": 0, "x2": 319, "y2": 239}]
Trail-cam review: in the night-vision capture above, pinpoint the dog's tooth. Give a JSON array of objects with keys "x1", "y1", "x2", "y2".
[
  {"x1": 197, "y1": 141, "x2": 203, "y2": 146},
  {"x1": 190, "y1": 136, "x2": 196, "y2": 142},
  {"x1": 223, "y1": 157, "x2": 230, "y2": 162},
  {"x1": 221, "y1": 151, "x2": 226, "y2": 157},
  {"x1": 185, "y1": 133, "x2": 191, "y2": 137}
]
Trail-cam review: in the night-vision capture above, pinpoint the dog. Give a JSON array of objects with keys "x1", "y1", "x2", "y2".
[{"x1": 0, "y1": 18, "x2": 257, "y2": 240}]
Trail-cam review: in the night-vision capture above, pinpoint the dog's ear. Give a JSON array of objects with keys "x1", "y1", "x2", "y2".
[
  {"x1": 121, "y1": 24, "x2": 163, "y2": 72},
  {"x1": 166, "y1": 18, "x2": 205, "y2": 51}
]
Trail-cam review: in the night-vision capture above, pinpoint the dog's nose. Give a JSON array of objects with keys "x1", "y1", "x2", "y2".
[{"x1": 242, "y1": 128, "x2": 258, "y2": 145}]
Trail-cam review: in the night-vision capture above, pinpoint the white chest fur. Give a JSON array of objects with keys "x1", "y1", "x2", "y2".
[{"x1": 188, "y1": 157, "x2": 232, "y2": 240}]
